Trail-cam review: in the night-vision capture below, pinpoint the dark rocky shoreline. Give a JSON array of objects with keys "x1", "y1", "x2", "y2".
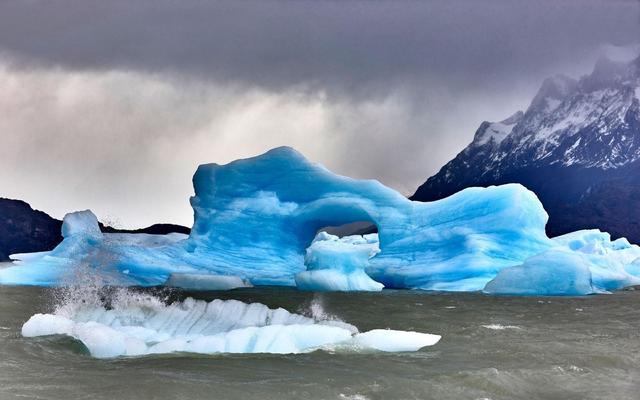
[{"x1": 0, "y1": 198, "x2": 190, "y2": 261}]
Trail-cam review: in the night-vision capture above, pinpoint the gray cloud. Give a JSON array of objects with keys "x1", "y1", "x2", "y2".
[
  {"x1": 0, "y1": 0, "x2": 638, "y2": 227},
  {"x1": 1, "y1": 1, "x2": 638, "y2": 92}
]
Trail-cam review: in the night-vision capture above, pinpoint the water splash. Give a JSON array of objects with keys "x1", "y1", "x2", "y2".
[
  {"x1": 300, "y1": 294, "x2": 358, "y2": 334},
  {"x1": 23, "y1": 288, "x2": 439, "y2": 358}
]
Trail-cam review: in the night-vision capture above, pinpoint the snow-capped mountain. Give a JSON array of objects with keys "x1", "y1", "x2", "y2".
[{"x1": 413, "y1": 54, "x2": 640, "y2": 242}]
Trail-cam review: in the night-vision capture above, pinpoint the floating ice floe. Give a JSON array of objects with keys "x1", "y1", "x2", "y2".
[
  {"x1": 485, "y1": 230, "x2": 640, "y2": 295},
  {"x1": 21, "y1": 292, "x2": 440, "y2": 358},
  {"x1": 2, "y1": 147, "x2": 640, "y2": 295}
]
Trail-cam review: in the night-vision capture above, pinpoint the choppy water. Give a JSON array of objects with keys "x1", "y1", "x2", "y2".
[{"x1": 1, "y1": 283, "x2": 640, "y2": 399}]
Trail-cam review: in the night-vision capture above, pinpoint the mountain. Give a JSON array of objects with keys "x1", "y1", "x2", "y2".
[
  {"x1": 0, "y1": 198, "x2": 190, "y2": 261},
  {"x1": 0, "y1": 198, "x2": 63, "y2": 261},
  {"x1": 412, "y1": 54, "x2": 640, "y2": 242},
  {"x1": 100, "y1": 223, "x2": 191, "y2": 235}
]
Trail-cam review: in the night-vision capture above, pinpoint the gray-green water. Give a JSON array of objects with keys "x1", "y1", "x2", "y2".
[{"x1": 1, "y1": 284, "x2": 639, "y2": 400}]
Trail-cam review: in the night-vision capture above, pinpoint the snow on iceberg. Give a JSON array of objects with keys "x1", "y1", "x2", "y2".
[
  {"x1": 2, "y1": 146, "x2": 640, "y2": 295},
  {"x1": 21, "y1": 290, "x2": 440, "y2": 358}
]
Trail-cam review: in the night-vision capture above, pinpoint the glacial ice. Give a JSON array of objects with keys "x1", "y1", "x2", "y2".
[
  {"x1": 483, "y1": 250, "x2": 597, "y2": 296},
  {"x1": 551, "y1": 230, "x2": 640, "y2": 291},
  {"x1": 350, "y1": 329, "x2": 441, "y2": 352},
  {"x1": 295, "y1": 232, "x2": 383, "y2": 291},
  {"x1": 21, "y1": 292, "x2": 440, "y2": 358},
  {"x1": 485, "y1": 230, "x2": 640, "y2": 295},
  {"x1": 1, "y1": 210, "x2": 187, "y2": 287},
  {"x1": 2, "y1": 146, "x2": 640, "y2": 295}
]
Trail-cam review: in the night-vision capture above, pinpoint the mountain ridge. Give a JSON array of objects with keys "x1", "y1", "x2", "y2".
[
  {"x1": 412, "y1": 54, "x2": 640, "y2": 242},
  {"x1": 0, "y1": 197, "x2": 190, "y2": 261}
]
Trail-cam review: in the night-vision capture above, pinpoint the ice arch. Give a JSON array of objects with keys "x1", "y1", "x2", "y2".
[
  {"x1": 183, "y1": 147, "x2": 406, "y2": 287},
  {"x1": 4, "y1": 146, "x2": 639, "y2": 294},
  {"x1": 182, "y1": 146, "x2": 552, "y2": 289}
]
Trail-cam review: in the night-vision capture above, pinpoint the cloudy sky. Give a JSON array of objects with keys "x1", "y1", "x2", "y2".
[{"x1": 1, "y1": 0, "x2": 639, "y2": 228}]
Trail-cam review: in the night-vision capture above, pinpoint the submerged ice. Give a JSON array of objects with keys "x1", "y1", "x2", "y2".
[
  {"x1": 3, "y1": 146, "x2": 640, "y2": 295},
  {"x1": 21, "y1": 290, "x2": 440, "y2": 358}
]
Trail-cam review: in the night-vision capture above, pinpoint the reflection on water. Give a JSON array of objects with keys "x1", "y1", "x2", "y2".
[{"x1": 1, "y1": 283, "x2": 640, "y2": 399}]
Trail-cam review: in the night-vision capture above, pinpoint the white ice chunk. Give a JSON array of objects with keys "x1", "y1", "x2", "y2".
[
  {"x1": 295, "y1": 233, "x2": 383, "y2": 291},
  {"x1": 22, "y1": 314, "x2": 74, "y2": 337},
  {"x1": 350, "y1": 329, "x2": 441, "y2": 352},
  {"x1": 21, "y1": 293, "x2": 439, "y2": 358}
]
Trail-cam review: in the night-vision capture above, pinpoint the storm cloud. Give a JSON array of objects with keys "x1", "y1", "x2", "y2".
[{"x1": 0, "y1": 0, "x2": 638, "y2": 227}]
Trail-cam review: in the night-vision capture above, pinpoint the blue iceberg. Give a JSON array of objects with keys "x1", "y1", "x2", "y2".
[
  {"x1": 485, "y1": 230, "x2": 640, "y2": 295},
  {"x1": 484, "y1": 250, "x2": 597, "y2": 296},
  {"x1": 2, "y1": 146, "x2": 640, "y2": 295}
]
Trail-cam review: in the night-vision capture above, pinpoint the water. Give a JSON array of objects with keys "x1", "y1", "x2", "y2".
[{"x1": 1, "y1": 283, "x2": 640, "y2": 399}]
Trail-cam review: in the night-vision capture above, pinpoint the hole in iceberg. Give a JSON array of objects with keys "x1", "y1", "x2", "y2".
[
  {"x1": 316, "y1": 221, "x2": 377, "y2": 238},
  {"x1": 296, "y1": 219, "x2": 383, "y2": 291}
]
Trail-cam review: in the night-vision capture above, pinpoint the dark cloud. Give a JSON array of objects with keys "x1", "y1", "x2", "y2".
[
  {"x1": 0, "y1": 0, "x2": 638, "y2": 227},
  {"x1": 0, "y1": 0, "x2": 637, "y2": 92}
]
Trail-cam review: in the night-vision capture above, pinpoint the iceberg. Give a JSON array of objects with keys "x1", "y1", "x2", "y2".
[
  {"x1": 485, "y1": 230, "x2": 640, "y2": 295},
  {"x1": 2, "y1": 146, "x2": 640, "y2": 295},
  {"x1": 21, "y1": 291, "x2": 440, "y2": 358},
  {"x1": 295, "y1": 232, "x2": 383, "y2": 291},
  {"x1": 1, "y1": 210, "x2": 187, "y2": 287},
  {"x1": 483, "y1": 250, "x2": 597, "y2": 296},
  {"x1": 551, "y1": 230, "x2": 640, "y2": 291}
]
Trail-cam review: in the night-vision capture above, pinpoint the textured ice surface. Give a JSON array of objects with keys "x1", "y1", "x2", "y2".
[
  {"x1": 551, "y1": 230, "x2": 640, "y2": 291},
  {"x1": 3, "y1": 147, "x2": 640, "y2": 295},
  {"x1": 1, "y1": 211, "x2": 187, "y2": 287},
  {"x1": 484, "y1": 250, "x2": 597, "y2": 296},
  {"x1": 485, "y1": 230, "x2": 640, "y2": 295},
  {"x1": 21, "y1": 292, "x2": 440, "y2": 358}
]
